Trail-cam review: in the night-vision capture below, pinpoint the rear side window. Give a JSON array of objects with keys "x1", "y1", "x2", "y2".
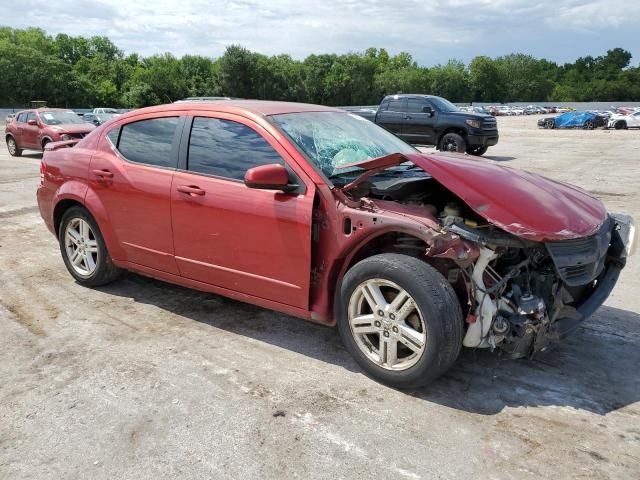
[
  {"x1": 117, "y1": 117, "x2": 179, "y2": 168},
  {"x1": 106, "y1": 126, "x2": 120, "y2": 146},
  {"x1": 187, "y1": 117, "x2": 282, "y2": 180},
  {"x1": 386, "y1": 99, "x2": 407, "y2": 112},
  {"x1": 26, "y1": 112, "x2": 37, "y2": 122}
]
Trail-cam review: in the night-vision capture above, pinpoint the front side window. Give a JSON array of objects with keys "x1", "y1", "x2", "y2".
[
  {"x1": 16, "y1": 112, "x2": 27, "y2": 123},
  {"x1": 271, "y1": 111, "x2": 416, "y2": 178},
  {"x1": 187, "y1": 117, "x2": 283, "y2": 180},
  {"x1": 407, "y1": 98, "x2": 429, "y2": 113},
  {"x1": 117, "y1": 117, "x2": 178, "y2": 168}
]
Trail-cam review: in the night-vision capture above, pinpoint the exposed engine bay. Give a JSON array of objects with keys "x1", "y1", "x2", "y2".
[{"x1": 352, "y1": 174, "x2": 618, "y2": 358}]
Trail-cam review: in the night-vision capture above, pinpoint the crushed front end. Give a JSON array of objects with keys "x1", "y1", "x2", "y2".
[{"x1": 451, "y1": 214, "x2": 635, "y2": 358}]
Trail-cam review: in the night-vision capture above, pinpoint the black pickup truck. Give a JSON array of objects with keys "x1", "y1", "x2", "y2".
[{"x1": 352, "y1": 94, "x2": 499, "y2": 155}]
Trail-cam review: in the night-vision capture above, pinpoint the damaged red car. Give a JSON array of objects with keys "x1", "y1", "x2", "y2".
[{"x1": 36, "y1": 101, "x2": 636, "y2": 388}]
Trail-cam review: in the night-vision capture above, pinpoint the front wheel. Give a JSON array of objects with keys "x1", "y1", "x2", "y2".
[
  {"x1": 337, "y1": 254, "x2": 463, "y2": 389},
  {"x1": 6, "y1": 136, "x2": 22, "y2": 157},
  {"x1": 584, "y1": 120, "x2": 595, "y2": 130},
  {"x1": 614, "y1": 121, "x2": 627, "y2": 130},
  {"x1": 466, "y1": 145, "x2": 488, "y2": 156},
  {"x1": 59, "y1": 206, "x2": 121, "y2": 287},
  {"x1": 439, "y1": 133, "x2": 466, "y2": 153}
]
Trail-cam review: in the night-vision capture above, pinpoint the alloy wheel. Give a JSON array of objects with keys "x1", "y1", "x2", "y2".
[
  {"x1": 7, "y1": 138, "x2": 16, "y2": 155},
  {"x1": 64, "y1": 218, "x2": 99, "y2": 276},
  {"x1": 348, "y1": 279, "x2": 426, "y2": 371}
]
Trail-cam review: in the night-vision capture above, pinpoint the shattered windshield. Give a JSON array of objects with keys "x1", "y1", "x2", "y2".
[
  {"x1": 270, "y1": 111, "x2": 416, "y2": 179},
  {"x1": 40, "y1": 111, "x2": 84, "y2": 125}
]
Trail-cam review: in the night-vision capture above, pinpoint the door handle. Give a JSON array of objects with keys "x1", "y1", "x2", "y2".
[
  {"x1": 92, "y1": 169, "x2": 113, "y2": 179},
  {"x1": 177, "y1": 185, "x2": 205, "y2": 196}
]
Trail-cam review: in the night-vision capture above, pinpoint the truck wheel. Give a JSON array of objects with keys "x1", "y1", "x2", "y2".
[
  {"x1": 439, "y1": 133, "x2": 466, "y2": 153},
  {"x1": 6, "y1": 136, "x2": 22, "y2": 157},
  {"x1": 336, "y1": 254, "x2": 463, "y2": 389},
  {"x1": 466, "y1": 145, "x2": 488, "y2": 156},
  {"x1": 59, "y1": 206, "x2": 122, "y2": 287}
]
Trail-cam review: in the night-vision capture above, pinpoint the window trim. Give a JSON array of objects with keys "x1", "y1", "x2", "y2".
[
  {"x1": 177, "y1": 114, "x2": 305, "y2": 194},
  {"x1": 107, "y1": 115, "x2": 185, "y2": 171}
]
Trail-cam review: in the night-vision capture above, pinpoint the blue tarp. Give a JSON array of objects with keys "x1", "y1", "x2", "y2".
[{"x1": 554, "y1": 111, "x2": 599, "y2": 128}]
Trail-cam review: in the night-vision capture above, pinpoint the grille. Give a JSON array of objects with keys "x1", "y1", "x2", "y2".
[
  {"x1": 482, "y1": 118, "x2": 498, "y2": 131},
  {"x1": 545, "y1": 218, "x2": 612, "y2": 287}
]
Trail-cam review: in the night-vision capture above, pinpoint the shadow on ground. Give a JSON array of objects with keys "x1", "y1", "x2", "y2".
[
  {"x1": 98, "y1": 272, "x2": 640, "y2": 416},
  {"x1": 484, "y1": 155, "x2": 517, "y2": 162}
]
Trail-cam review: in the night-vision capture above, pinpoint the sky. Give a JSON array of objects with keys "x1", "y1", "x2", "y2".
[{"x1": 2, "y1": 0, "x2": 639, "y2": 66}]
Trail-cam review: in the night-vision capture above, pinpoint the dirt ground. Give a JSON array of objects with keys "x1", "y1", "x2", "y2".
[{"x1": 1, "y1": 115, "x2": 639, "y2": 479}]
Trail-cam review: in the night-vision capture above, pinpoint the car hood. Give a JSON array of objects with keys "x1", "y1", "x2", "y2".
[
  {"x1": 49, "y1": 124, "x2": 96, "y2": 134},
  {"x1": 340, "y1": 152, "x2": 607, "y2": 241}
]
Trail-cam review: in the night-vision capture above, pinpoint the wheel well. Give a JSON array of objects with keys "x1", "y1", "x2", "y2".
[
  {"x1": 437, "y1": 128, "x2": 467, "y2": 147},
  {"x1": 53, "y1": 199, "x2": 84, "y2": 238},
  {"x1": 340, "y1": 231, "x2": 469, "y2": 310},
  {"x1": 41, "y1": 137, "x2": 52, "y2": 148},
  {"x1": 6, "y1": 133, "x2": 15, "y2": 142}
]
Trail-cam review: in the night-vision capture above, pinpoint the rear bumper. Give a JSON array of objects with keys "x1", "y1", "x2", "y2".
[{"x1": 467, "y1": 133, "x2": 499, "y2": 147}]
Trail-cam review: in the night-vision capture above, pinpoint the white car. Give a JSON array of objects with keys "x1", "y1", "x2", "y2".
[
  {"x1": 608, "y1": 111, "x2": 640, "y2": 129},
  {"x1": 92, "y1": 108, "x2": 120, "y2": 116},
  {"x1": 496, "y1": 105, "x2": 513, "y2": 116},
  {"x1": 510, "y1": 106, "x2": 524, "y2": 115}
]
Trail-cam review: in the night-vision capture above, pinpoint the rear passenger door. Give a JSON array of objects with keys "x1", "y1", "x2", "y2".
[
  {"x1": 403, "y1": 98, "x2": 437, "y2": 144},
  {"x1": 170, "y1": 113, "x2": 315, "y2": 309},
  {"x1": 375, "y1": 98, "x2": 407, "y2": 138},
  {"x1": 89, "y1": 114, "x2": 184, "y2": 274}
]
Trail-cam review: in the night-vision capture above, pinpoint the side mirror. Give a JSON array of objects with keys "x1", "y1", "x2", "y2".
[
  {"x1": 422, "y1": 106, "x2": 434, "y2": 116},
  {"x1": 27, "y1": 119, "x2": 38, "y2": 126},
  {"x1": 244, "y1": 164, "x2": 297, "y2": 192}
]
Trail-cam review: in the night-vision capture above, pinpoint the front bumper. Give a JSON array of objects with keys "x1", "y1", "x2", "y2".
[
  {"x1": 553, "y1": 214, "x2": 635, "y2": 336},
  {"x1": 467, "y1": 133, "x2": 499, "y2": 147}
]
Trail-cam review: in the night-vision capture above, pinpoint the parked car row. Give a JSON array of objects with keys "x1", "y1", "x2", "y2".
[
  {"x1": 485, "y1": 105, "x2": 576, "y2": 116},
  {"x1": 537, "y1": 107, "x2": 640, "y2": 130}
]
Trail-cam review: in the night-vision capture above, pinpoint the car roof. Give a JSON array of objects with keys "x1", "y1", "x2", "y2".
[{"x1": 117, "y1": 100, "x2": 341, "y2": 119}]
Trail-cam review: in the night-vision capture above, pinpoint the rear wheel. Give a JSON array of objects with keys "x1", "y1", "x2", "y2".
[
  {"x1": 59, "y1": 206, "x2": 121, "y2": 287},
  {"x1": 6, "y1": 136, "x2": 22, "y2": 157},
  {"x1": 439, "y1": 133, "x2": 466, "y2": 153},
  {"x1": 546, "y1": 120, "x2": 555, "y2": 129},
  {"x1": 584, "y1": 120, "x2": 595, "y2": 130},
  {"x1": 337, "y1": 254, "x2": 463, "y2": 389},
  {"x1": 614, "y1": 121, "x2": 627, "y2": 130},
  {"x1": 466, "y1": 145, "x2": 488, "y2": 156}
]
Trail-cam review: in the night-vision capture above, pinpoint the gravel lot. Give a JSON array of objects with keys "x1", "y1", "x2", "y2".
[{"x1": 1, "y1": 115, "x2": 639, "y2": 479}]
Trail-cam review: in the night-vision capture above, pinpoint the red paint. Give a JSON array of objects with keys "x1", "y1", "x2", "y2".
[
  {"x1": 36, "y1": 101, "x2": 611, "y2": 326},
  {"x1": 5, "y1": 108, "x2": 95, "y2": 150}
]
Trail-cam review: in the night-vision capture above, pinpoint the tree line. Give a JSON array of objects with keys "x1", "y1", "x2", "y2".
[{"x1": 1, "y1": 26, "x2": 639, "y2": 108}]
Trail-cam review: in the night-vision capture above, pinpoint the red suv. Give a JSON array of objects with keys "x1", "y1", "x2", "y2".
[
  {"x1": 5, "y1": 108, "x2": 95, "y2": 156},
  {"x1": 36, "y1": 101, "x2": 635, "y2": 388}
]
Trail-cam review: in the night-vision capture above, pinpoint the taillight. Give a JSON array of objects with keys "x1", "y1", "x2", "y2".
[{"x1": 40, "y1": 160, "x2": 46, "y2": 185}]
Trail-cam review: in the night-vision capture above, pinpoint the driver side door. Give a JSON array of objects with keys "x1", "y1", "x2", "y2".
[{"x1": 170, "y1": 113, "x2": 315, "y2": 309}]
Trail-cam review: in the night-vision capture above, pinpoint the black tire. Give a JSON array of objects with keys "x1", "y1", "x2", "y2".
[
  {"x1": 6, "y1": 136, "x2": 22, "y2": 157},
  {"x1": 336, "y1": 254, "x2": 463, "y2": 389},
  {"x1": 439, "y1": 133, "x2": 466, "y2": 153},
  {"x1": 42, "y1": 138, "x2": 51, "y2": 150},
  {"x1": 466, "y1": 145, "x2": 488, "y2": 156},
  {"x1": 584, "y1": 120, "x2": 595, "y2": 130},
  {"x1": 614, "y1": 121, "x2": 627, "y2": 130},
  {"x1": 546, "y1": 120, "x2": 556, "y2": 129},
  {"x1": 58, "y1": 206, "x2": 121, "y2": 287}
]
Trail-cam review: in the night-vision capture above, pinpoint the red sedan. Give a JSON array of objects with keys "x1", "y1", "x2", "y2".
[
  {"x1": 5, "y1": 108, "x2": 95, "y2": 156},
  {"x1": 36, "y1": 101, "x2": 635, "y2": 388}
]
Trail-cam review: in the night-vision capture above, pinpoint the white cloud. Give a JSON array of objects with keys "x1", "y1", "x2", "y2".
[{"x1": 0, "y1": 0, "x2": 638, "y2": 64}]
